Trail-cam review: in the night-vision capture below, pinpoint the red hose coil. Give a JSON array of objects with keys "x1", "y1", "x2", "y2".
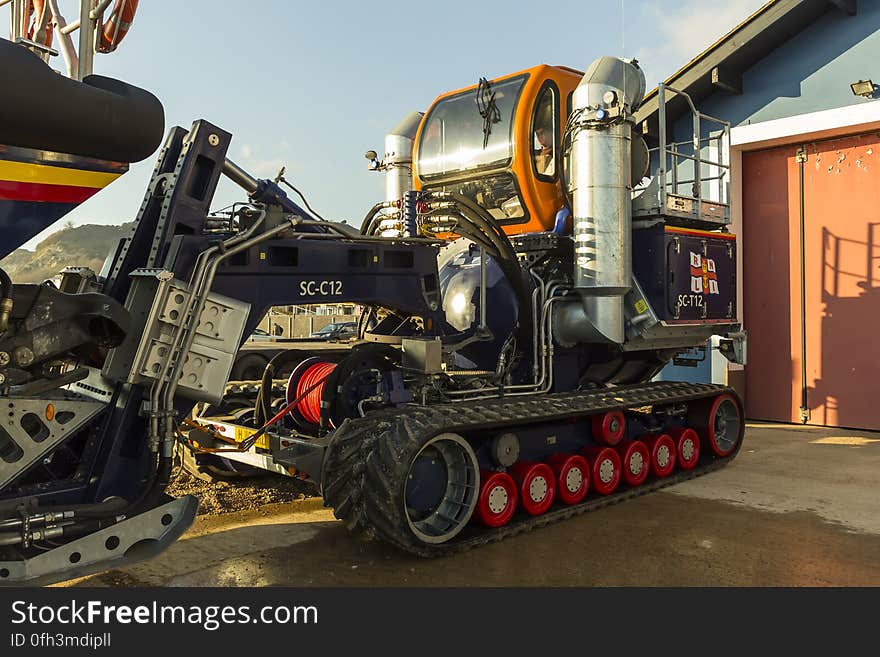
[{"x1": 295, "y1": 361, "x2": 336, "y2": 426}]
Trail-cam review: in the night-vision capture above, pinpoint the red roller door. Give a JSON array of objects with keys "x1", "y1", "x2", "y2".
[{"x1": 742, "y1": 132, "x2": 880, "y2": 430}]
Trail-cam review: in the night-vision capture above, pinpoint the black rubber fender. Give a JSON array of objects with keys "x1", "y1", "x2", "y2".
[{"x1": 0, "y1": 40, "x2": 164, "y2": 163}]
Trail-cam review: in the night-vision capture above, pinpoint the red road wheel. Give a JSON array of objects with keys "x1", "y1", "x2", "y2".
[
  {"x1": 641, "y1": 433, "x2": 676, "y2": 478},
  {"x1": 669, "y1": 427, "x2": 700, "y2": 470},
  {"x1": 509, "y1": 462, "x2": 556, "y2": 516},
  {"x1": 591, "y1": 411, "x2": 626, "y2": 446},
  {"x1": 546, "y1": 454, "x2": 590, "y2": 505},
  {"x1": 582, "y1": 446, "x2": 621, "y2": 495},
  {"x1": 614, "y1": 440, "x2": 650, "y2": 487},
  {"x1": 475, "y1": 470, "x2": 518, "y2": 527},
  {"x1": 690, "y1": 394, "x2": 743, "y2": 457}
]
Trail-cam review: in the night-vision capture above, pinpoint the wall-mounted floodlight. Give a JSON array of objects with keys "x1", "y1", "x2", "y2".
[{"x1": 850, "y1": 79, "x2": 876, "y2": 98}]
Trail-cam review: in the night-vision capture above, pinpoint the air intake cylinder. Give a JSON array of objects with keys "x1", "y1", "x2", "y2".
[
  {"x1": 556, "y1": 56, "x2": 646, "y2": 345},
  {"x1": 383, "y1": 111, "x2": 423, "y2": 204}
]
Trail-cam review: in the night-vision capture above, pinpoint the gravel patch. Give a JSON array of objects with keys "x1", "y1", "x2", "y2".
[{"x1": 166, "y1": 471, "x2": 318, "y2": 516}]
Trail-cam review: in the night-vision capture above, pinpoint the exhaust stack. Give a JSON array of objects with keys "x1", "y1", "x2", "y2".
[
  {"x1": 383, "y1": 111, "x2": 423, "y2": 204},
  {"x1": 555, "y1": 56, "x2": 646, "y2": 345}
]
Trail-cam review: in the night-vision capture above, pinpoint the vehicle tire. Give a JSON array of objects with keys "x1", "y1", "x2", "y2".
[
  {"x1": 323, "y1": 419, "x2": 480, "y2": 552},
  {"x1": 230, "y1": 354, "x2": 269, "y2": 381}
]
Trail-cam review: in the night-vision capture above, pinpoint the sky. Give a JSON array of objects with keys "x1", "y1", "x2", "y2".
[{"x1": 5, "y1": 0, "x2": 766, "y2": 249}]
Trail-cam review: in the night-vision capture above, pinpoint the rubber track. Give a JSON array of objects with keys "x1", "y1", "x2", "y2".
[{"x1": 322, "y1": 381, "x2": 744, "y2": 557}]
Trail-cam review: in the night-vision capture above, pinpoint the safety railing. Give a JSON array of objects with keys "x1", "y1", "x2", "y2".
[
  {"x1": 635, "y1": 83, "x2": 732, "y2": 226},
  {"x1": 2, "y1": 0, "x2": 127, "y2": 80}
]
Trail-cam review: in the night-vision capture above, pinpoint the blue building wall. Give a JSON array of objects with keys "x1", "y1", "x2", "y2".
[
  {"x1": 658, "y1": 0, "x2": 880, "y2": 384},
  {"x1": 700, "y1": 0, "x2": 880, "y2": 127},
  {"x1": 668, "y1": 0, "x2": 880, "y2": 142}
]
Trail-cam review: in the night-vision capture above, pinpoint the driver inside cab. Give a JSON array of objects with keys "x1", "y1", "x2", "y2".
[{"x1": 533, "y1": 101, "x2": 555, "y2": 177}]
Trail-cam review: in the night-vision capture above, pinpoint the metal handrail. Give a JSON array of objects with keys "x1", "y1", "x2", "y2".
[
  {"x1": 650, "y1": 149, "x2": 727, "y2": 169},
  {"x1": 4, "y1": 0, "x2": 108, "y2": 79},
  {"x1": 664, "y1": 84, "x2": 730, "y2": 127},
  {"x1": 670, "y1": 175, "x2": 729, "y2": 185},
  {"x1": 665, "y1": 137, "x2": 722, "y2": 148},
  {"x1": 655, "y1": 83, "x2": 731, "y2": 222}
]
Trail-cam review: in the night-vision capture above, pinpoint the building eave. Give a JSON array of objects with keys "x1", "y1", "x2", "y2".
[{"x1": 635, "y1": 0, "x2": 858, "y2": 136}]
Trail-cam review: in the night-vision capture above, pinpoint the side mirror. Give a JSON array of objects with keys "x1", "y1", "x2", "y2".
[{"x1": 364, "y1": 149, "x2": 380, "y2": 171}]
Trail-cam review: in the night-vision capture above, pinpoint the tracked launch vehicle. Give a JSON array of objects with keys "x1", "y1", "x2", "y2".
[{"x1": 0, "y1": 39, "x2": 745, "y2": 582}]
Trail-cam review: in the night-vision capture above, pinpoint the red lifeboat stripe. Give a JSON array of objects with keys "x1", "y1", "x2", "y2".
[{"x1": 0, "y1": 180, "x2": 100, "y2": 204}]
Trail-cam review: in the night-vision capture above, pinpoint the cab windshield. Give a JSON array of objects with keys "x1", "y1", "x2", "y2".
[{"x1": 418, "y1": 76, "x2": 526, "y2": 180}]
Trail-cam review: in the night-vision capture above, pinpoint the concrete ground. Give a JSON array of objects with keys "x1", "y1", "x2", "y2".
[{"x1": 64, "y1": 422, "x2": 880, "y2": 587}]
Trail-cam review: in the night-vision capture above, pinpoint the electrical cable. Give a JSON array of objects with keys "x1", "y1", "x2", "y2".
[
  {"x1": 278, "y1": 177, "x2": 328, "y2": 222},
  {"x1": 238, "y1": 371, "x2": 334, "y2": 451},
  {"x1": 559, "y1": 107, "x2": 586, "y2": 213}
]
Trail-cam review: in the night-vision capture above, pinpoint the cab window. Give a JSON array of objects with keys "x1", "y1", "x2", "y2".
[
  {"x1": 418, "y1": 76, "x2": 526, "y2": 180},
  {"x1": 531, "y1": 85, "x2": 558, "y2": 180}
]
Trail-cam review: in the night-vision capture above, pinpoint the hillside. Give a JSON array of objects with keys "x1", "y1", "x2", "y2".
[
  {"x1": 0, "y1": 218, "x2": 357, "y2": 284},
  {"x1": 0, "y1": 223, "x2": 128, "y2": 283}
]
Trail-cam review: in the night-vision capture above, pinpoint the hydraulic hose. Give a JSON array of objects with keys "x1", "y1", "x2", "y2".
[
  {"x1": 360, "y1": 201, "x2": 398, "y2": 236},
  {"x1": 254, "y1": 349, "x2": 310, "y2": 426},
  {"x1": 445, "y1": 192, "x2": 508, "y2": 241},
  {"x1": 0, "y1": 515, "x2": 124, "y2": 548},
  {"x1": 448, "y1": 192, "x2": 508, "y2": 242},
  {"x1": 0, "y1": 476, "x2": 153, "y2": 547},
  {"x1": 51, "y1": 496, "x2": 128, "y2": 519},
  {"x1": 360, "y1": 189, "x2": 531, "y2": 348},
  {"x1": 360, "y1": 202, "x2": 384, "y2": 235},
  {"x1": 0, "y1": 267, "x2": 11, "y2": 298},
  {"x1": 437, "y1": 192, "x2": 519, "y2": 267},
  {"x1": 442, "y1": 216, "x2": 500, "y2": 257},
  {"x1": 437, "y1": 193, "x2": 530, "y2": 326},
  {"x1": 0, "y1": 267, "x2": 13, "y2": 337},
  {"x1": 458, "y1": 206, "x2": 517, "y2": 266},
  {"x1": 131, "y1": 207, "x2": 275, "y2": 524}
]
